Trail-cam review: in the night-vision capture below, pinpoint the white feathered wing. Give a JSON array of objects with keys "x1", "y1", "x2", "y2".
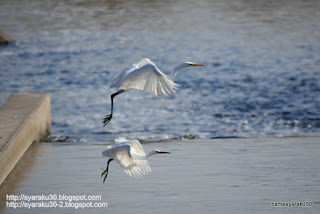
[
  {"x1": 102, "y1": 140, "x2": 152, "y2": 178},
  {"x1": 110, "y1": 58, "x2": 178, "y2": 97}
]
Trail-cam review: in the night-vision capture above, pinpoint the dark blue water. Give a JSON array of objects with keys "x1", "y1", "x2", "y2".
[{"x1": 1, "y1": 0, "x2": 320, "y2": 142}]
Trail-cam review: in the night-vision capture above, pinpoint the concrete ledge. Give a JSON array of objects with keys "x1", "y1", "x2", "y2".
[
  {"x1": 0, "y1": 93, "x2": 51, "y2": 186},
  {"x1": 0, "y1": 29, "x2": 14, "y2": 45}
]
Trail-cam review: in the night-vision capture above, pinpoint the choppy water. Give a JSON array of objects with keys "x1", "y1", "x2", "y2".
[{"x1": 1, "y1": 0, "x2": 320, "y2": 142}]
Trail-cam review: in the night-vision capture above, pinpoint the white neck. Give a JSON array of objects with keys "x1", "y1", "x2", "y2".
[
  {"x1": 169, "y1": 63, "x2": 190, "y2": 79},
  {"x1": 130, "y1": 150, "x2": 160, "y2": 160}
]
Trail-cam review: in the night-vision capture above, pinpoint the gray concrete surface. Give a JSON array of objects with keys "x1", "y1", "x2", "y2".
[
  {"x1": 0, "y1": 93, "x2": 51, "y2": 186},
  {"x1": 0, "y1": 29, "x2": 14, "y2": 45}
]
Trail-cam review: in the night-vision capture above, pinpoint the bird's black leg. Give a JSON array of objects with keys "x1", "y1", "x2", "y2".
[
  {"x1": 101, "y1": 158, "x2": 113, "y2": 177},
  {"x1": 103, "y1": 89, "x2": 125, "y2": 126},
  {"x1": 101, "y1": 159, "x2": 113, "y2": 183}
]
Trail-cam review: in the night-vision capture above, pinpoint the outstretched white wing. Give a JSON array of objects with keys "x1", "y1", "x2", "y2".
[
  {"x1": 127, "y1": 140, "x2": 152, "y2": 175},
  {"x1": 110, "y1": 58, "x2": 178, "y2": 97},
  {"x1": 127, "y1": 139, "x2": 146, "y2": 155},
  {"x1": 102, "y1": 143, "x2": 151, "y2": 178}
]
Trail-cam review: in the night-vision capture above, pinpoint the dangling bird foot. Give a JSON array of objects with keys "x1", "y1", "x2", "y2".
[
  {"x1": 102, "y1": 114, "x2": 112, "y2": 126},
  {"x1": 101, "y1": 168, "x2": 108, "y2": 183},
  {"x1": 101, "y1": 168, "x2": 107, "y2": 177},
  {"x1": 101, "y1": 159, "x2": 113, "y2": 183},
  {"x1": 102, "y1": 174, "x2": 108, "y2": 183}
]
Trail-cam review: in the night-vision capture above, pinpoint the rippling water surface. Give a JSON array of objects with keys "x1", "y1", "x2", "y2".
[{"x1": 1, "y1": 0, "x2": 320, "y2": 142}]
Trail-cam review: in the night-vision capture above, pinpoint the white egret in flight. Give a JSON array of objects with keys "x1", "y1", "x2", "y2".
[
  {"x1": 103, "y1": 58, "x2": 204, "y2": 126},
  {"x1": 101, "y1": 139, "x2": 170, "y2": 183}
]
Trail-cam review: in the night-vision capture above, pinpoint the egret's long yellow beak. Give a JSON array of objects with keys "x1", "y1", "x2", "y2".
[{"x1": 190, "y1": 63, "x2": 205, "y2": 66}]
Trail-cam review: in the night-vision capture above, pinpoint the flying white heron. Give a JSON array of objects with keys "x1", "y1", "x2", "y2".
[
  {"x1": 102, "y1": 58, "x2": 204, "y2": 126},
  {"x1": 101, "y1": 139, "x2": 170, "y2": 183}
]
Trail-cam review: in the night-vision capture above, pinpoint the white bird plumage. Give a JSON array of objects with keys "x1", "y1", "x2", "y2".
[
  {"x1": 103, "y1": 58, "x2": 204, "y2": 126},
  {"x1": 110, "y1": 58, "x2": 178, "y2": 97},
  {"x1": 101, "y1": 139, "x2": 170, "y2": 182}
]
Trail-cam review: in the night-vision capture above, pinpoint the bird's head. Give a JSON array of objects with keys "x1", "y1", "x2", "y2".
[
  {"x1": 154, "y1": 149, "x2": 171, "y2": 154},
  {"x1": 148, "y1": 149, "x2": 171, "y2": 157},
  {"x1": 184, "y1": 62, "x2": 205, "y2": 67},
  {"x1": 172, "y1": 62, "x2": 205, "y2": 78}
]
